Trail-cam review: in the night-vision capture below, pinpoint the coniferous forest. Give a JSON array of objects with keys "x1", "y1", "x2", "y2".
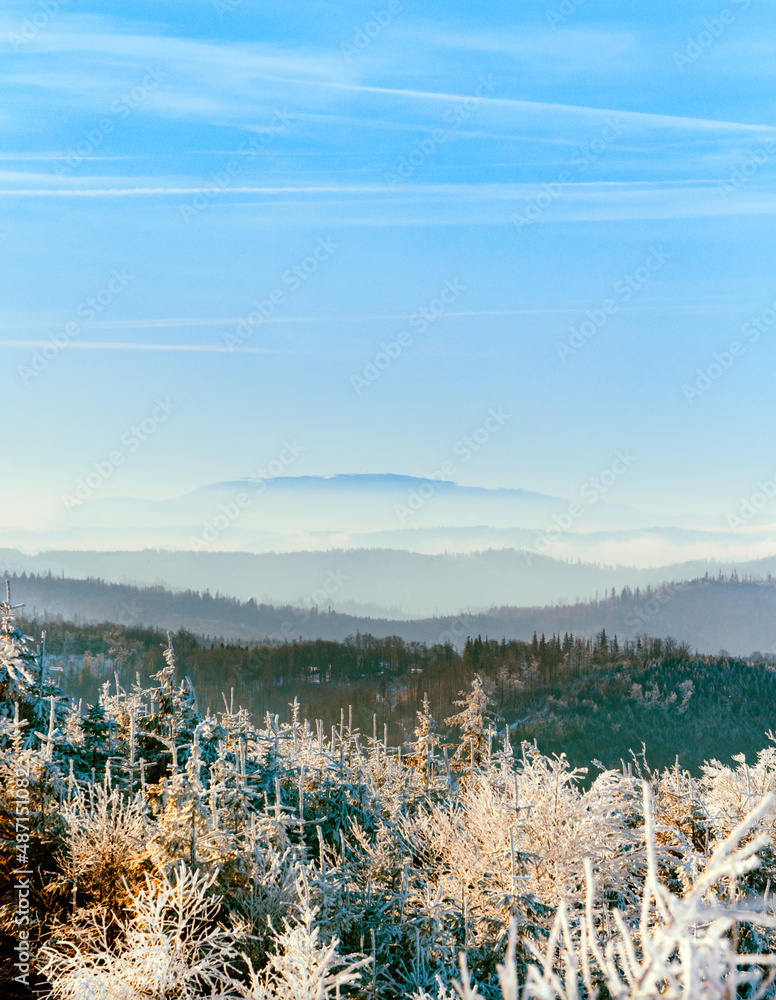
[{"x1": 5, "y1": 583, "x2": 776, "y2": 998}]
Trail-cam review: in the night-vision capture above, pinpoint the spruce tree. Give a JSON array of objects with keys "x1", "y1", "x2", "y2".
[{"x1": 445, "y1": 673, "x2": 500, "y2": 777}]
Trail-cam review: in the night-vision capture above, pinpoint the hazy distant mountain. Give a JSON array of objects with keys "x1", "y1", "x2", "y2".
[
  {"x1": 7, "y1": 474, "x2": 775, "y2": 570},
  {"x1": 5, "y1": 475, "x2": 776, "y2": 619},
  {"x1": 60, "y1": 473, "x2": 653, "y2": 537},
  {"x1": 4, "y1": 545, "x2": 776, "y2": 621},
  {"x1": 7, "y1": 570, "x2": 776, "y2": 657}
]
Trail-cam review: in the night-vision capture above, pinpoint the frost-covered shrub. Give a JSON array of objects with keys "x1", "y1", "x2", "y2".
[
  {"x1": 237, "y1": 883, "x2": 369, "y2": 1000},
  {"x1": 487, "y1": 785, "x2": 776, "y2": 1000},
  {"x1": 39, "y1": 863, "x2": 239, "y2": 999}
]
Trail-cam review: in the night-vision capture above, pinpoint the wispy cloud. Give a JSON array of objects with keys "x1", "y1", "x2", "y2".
[
  {"x1": 257, "y1": 77, "x2": 776, "y2": 135},
  {"x1": 0, "y1": 184, "x2": 381, "y2": 196},
  {"x1": 0, "y1": 300, "x2": 742, "y2": 337},
  {"x1": 0, "y1": 340, "x2": 282, "y2": 353},
  {"x1": 7, "y1": 28, "x2": 343, "y2": 80},
  {"x1": 1, "y1": 180, "x2": 774, "y2": 225}
]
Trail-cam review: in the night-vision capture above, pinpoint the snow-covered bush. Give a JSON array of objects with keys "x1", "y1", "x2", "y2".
[
  {"x1": 487, "y1": 784, "x2": 776, "y2": 1000},
  {"x1": 39, "y1": 862, "x2": 240, "y2": 1000},
  {"x1": 56, "y1": 776, "x2": 151, "y2": 914},
  {"x1": 5, "y1": 616, "x2": 776, "y2": 1000},
  {"x1": 237, "y1": 882, "x2": 370, "y2": 1000}
]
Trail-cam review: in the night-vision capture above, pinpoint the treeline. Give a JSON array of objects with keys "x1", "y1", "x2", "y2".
[
  {"x1": 4, "y1": 570, "x2": 375, "y2": 644},
  {"x1": 22, "y1": 617, "x2": 444, "y2": 705},
  {"x1": 10, "y1": 569, "x2": 776, "y2": 655},
  {"x1": 462, "y1": 629, "x2": 690, "y2": 680},
  {"x1": 20, "y1": 613, "x2": 733, "y2": 765}
]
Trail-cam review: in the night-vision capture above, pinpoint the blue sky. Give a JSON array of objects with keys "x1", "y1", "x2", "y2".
[{"x1": 2, "y1": 0, "x2": 776, "y2": 537}]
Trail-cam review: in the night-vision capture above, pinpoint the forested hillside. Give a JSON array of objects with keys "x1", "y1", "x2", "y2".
[
  {"x1": 0, "y1": 545, "x2": 734, "y2": 620},
  {"x1": 7, "y1": 569, "x2": 776, "y2": 654},
  {"x1": 18, "y1": 611, "x2": 776, "y2": 775},
  {"x1": 4, "y1": 586, "x2": 776, "y2": 998}
]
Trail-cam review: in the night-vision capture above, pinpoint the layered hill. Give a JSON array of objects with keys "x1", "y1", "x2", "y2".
[
  {"x1": 7, "y1": 569, "x2": 776, "y2": 656},
  {"x1": 5, "y1": 545, "x2": 776, "y2": 621}
]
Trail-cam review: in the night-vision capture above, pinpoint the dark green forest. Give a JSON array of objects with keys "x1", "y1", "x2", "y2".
[{"x1": 21, "y1": 614, "x2": 776, "y2": 774}]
